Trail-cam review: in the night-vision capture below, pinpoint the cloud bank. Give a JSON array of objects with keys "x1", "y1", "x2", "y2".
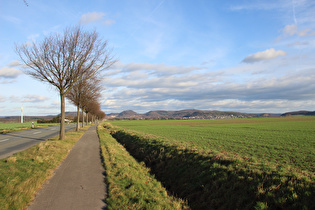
[{"x1": 102, "y1": 60, "x2": 315, "y2": 113}]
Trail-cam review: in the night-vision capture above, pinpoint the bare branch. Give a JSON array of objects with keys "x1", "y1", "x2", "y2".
[{"x1": 23, "y1": 0, "x2": 29, "y2": 7}]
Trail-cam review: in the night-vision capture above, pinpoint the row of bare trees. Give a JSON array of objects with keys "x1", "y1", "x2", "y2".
[
  {"x1": 66, "y1": 72, "x2": 104, "y2": 131},
  {"x1": 16, "y1": 26, "x2": 115, "y2": 140}
]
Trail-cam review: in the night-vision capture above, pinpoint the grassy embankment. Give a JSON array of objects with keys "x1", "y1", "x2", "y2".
[
  {"x1": 97, "y1": 124, "x2": 188, "y2": 209},
  {"x1": 0, "y1": 126, "x2": 89, "y2": 210},
  {"x1": 107, "y1": 117, "x2": 315, "y2": 209},
  {"x1": 0, "y1": 122, "x2": 60, "y2": 134}
]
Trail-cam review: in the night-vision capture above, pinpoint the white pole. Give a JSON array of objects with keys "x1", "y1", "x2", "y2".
[{"x1": 21, "y1": 105, "x2": 23, "y2": 123}]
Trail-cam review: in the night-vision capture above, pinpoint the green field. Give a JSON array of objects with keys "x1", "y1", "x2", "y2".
[
  {"x1": 106, "y1": 117, "x2": 315, "y2": 209},
  {"x1": 111, "y1": 117, "x2": 315, "y2": 174}
]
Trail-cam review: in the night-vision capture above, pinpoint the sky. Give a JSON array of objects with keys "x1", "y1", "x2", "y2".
[{"x1": 0, "y1": 0, "x2": 315, "y2": 116}]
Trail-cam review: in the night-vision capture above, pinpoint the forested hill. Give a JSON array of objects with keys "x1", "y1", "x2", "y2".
[{"x1": 281, "y1": 110, "x2": 315, "y2": 117}]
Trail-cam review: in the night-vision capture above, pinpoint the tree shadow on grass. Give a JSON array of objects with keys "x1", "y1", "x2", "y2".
[{"x1": 111, "y1": 129, "x2": 314, "y2": 210}]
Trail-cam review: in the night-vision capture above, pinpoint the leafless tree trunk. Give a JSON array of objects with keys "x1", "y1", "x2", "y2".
[
  {"x1": 60, "y1": 93, "x2": 66, "y2": 139},
  {"x1": 76, "y1": 103, "x2": 80, "y2": 131},
  {"x1": 16, "y1": 25, "x2": 115, "y2": 140},
  {"x1": 82, "y1": 108, "x2": 85, "y2": 128}
]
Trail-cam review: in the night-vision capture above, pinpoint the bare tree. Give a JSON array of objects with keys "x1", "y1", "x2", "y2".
[
  {"x1": 85, "y1": 100, "x2": 105, "y2": 124},
  {"x1": 81, "y1": 94, "x2": 101, "y2": 127},
  {"x1": 16, "y1": 26, "x2": 115, "y2": 140},
  {"x1": 96, "y1": 110, "x2": 106, "y2": 121},
  {"x1": 66, "y1": 72, "x2": 102, "y2": 131}
]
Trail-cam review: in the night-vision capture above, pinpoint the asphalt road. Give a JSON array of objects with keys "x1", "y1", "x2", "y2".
[{"x1": 0, "y1": 124, "x2": 76, "y2": 159}]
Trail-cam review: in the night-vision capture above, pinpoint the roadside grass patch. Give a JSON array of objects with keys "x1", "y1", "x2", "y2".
[
  {"x1": 106, "y1": 119, "x2": 315, "y2": 209},
  {"x1": 97, "y1": 124, "x2": 188, "y2": 209},
  {"x1": 0, "y1": 126, "x2": 88, "y2": 210},
  {"x1": 0, "y1": 122, "x2": 60, "y2": 134}
]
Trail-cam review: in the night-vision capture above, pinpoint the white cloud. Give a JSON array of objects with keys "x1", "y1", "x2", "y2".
[
  {"x1": 9, "y1": 96, "x2": 21, "y2": 103},
  {"x1": 279, "y1": 24, "x2": 315, "y2": 40},
  {"x1": 298, "y1": 28, "x2": 315, "y2": 36},
  {"x1": 103, "y1": 19, "x2": 116, "y2": 26},
  {"x1": 283, "y1": 24, "x2": 298, "y2": 36},
  {"x1": 0, "y1": 95, "x2": 6, "y2": 102},
  {"x1": 23, "y1": 95, "x2": 49, "y2": 103},
  {"x1": 0, "y1": 67, "x2": 23, "y2": 79},
  {"x1": 242, "y1": 48, "x2": 287, "y2": 63},
  {"x1": 80, "y1": 12, "x2": 105, "y2": 24},
  {"x1": 52, "y1": 100, "x2": 60, "y2": 106},
  {"x1": 8, "y1": 60, "x2": 21, "y2": 67},
  {"x1": 111, "y1": 62, "x2": 203, "y2": 76},
  {"x1": 80, "y1": 12, "x2": 115, "y2": 25},
  {"x1": 79, "y1": 12, "x2": 116, "y2": 26},
  {"x1": 0, "y1": 80, "x2": 16, "y2": 84}
]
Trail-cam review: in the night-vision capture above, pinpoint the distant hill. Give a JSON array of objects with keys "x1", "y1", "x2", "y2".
[
  {"x1": 2, "y1": 110, "x2": 313, "y2": 123},
  {"x1": 281, "y1": 110, "x2": 315, "y2": 117},
  {"x1": 118, "y1": 110, "x2": 139, "y2": 118},
  {"x1": 106, "y1": 109, "x2": 315, "y2": 120},
  {"x1": 106, "y1": 109, "x2": 258, "y2": 120}
]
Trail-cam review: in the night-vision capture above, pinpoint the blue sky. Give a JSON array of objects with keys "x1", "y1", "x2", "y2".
[{"x1": 1, "y1": 0, "x2": 315, "y2": 116}]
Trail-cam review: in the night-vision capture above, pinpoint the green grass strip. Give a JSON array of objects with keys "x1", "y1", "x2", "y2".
[
  {"x1": 0, "y1": 127, "x2": 88, "y2": 210},
  {"x1": 97, "y1": 124, "x2": 188, "y2": 209}
]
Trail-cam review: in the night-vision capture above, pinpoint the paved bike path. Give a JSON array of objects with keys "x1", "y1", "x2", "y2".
[{"x1": 28, "y1": 125, "x2": 107, "y2": 210}]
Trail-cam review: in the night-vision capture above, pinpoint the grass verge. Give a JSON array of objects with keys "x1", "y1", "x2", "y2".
[
  {"x1": 97, "y1": 124, "x2": 188, "y2": 209},
  {"x1": 105, "y1": 123, "x2": 314, "y2": 210},
  {"x1": 0, "y1": 125, "x2": 89, "y2": 210},
  {"x1": 0, "y1": 122, "x2": 61, "y2": 134}
]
